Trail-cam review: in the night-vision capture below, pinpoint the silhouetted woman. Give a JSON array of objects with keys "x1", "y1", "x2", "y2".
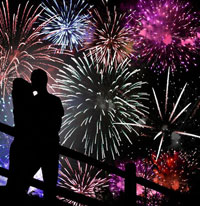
[{"x1": 6, "y1": 78, "x2": 33, "y2": 203}]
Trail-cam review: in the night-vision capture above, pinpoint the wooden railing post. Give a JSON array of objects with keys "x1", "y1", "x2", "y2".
[{"x1": 125, "y1": 163, "x2": 136, "y2": 206}]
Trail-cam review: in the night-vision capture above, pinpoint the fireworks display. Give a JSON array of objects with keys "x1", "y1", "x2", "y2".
[
  {"x1": 126, "y1": 0, "x2": 200, "y2": 73},
  {"x1": 0, "y1": 132, "x2": 12, "y2": 170},
  {"x1": 145, "y1": 69, "x2": 200, "y2": 160},
  {"x1": 109, "y1": 159, "x2": 155, "y2": 197},
  {"x1": 0, "y1": 96, "x2": 13, "y2": 185},
  {"x1": 85, "y1": 0, "x2": 134, "y2": 68},
  {"x1": 109, "y1": 148, "x2": 199, "y2": 204},
  {"x1": 0, "y1": 48, "x2": 17, "y2": 97},
  {"x1": 0, "y1": 96, "x2": 13, "y2": 168},
  {"x1": 0, "y1": 96, "x2": 13, "y2": 125},
  {"x1": 57, "y1": 156, "x2": 109, "y2": 206},
  {"x1": 151, "y1": 149, "x2": 199, "y2": 192},
  {"x1": 0, "y1": 0, "x2": 200, "y2": 204},
  {"x1": 40, "y1": 0, "x2": 91, "y2": 53},
  {"x1": 0, "y1": 0, "x2": 64, "y2": 97},
  {"x1": 109, "y1": 159, "x2": 165, "y2": 205},
  {"x1": 54, "y1": 54, "x2": 148, "y2": 160}
]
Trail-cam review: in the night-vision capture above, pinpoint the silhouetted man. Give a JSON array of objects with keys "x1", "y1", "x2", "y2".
[{"x1": 25, "y1": 69, "x2": 64, "y2": 203}]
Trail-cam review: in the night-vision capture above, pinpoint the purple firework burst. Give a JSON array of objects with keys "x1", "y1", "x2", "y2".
[
  {"x1": 126, "y1": 0, "x2": 200, "y2": 73},
  {"x1": 109, "y1": 159, "x2": 156, "y2": 197}
]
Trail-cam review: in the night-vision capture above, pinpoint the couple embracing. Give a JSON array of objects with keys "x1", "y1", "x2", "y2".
[{"x1": 7, "y1": 69, "x2": 64, "y2": 205}]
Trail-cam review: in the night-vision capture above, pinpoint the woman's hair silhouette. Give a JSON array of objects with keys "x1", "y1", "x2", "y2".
[
  {"x1": 12, "y1": 78, "x2": 32, "y2": 126},
  {"x1": 7, "y1": 78, "x2": 33, "y2": 204}
]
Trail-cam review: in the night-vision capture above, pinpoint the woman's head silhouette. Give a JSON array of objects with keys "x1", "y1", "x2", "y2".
[{"x1": 12, "y1": 78, "x2": 32, "y2": 101}]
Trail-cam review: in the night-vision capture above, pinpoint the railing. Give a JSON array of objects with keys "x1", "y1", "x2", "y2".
[{"x1": 0, "y1": 122, "x2": 187, "y2": 205}]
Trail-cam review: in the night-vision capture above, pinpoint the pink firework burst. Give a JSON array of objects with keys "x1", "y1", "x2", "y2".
[
  {"x1": 57, "y1": 157, "x2": 109, "y2": 206},
  {"x1": 126, "y1": 0, "x2": 200, "y2": 73},
  {"x1": 109, "y1": 159, "x2": 166, "y2": 205},
  {"x1": 109, "y1": 159, "x2": 161, "y2": 198},
  {"x1": 0, "y1": 0, "x2": 64, "y2": 97}
]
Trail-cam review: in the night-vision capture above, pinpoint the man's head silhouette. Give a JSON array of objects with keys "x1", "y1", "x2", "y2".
[{"x1": 31, "y1": 69, "x2": 48, "y2": 93}]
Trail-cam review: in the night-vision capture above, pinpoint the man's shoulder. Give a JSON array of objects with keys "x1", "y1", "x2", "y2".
[
  {"x1": 47, "y1": 93, "x2": 62, "y2": 103},
  {"x1": 48, "y1": 93, "x2": 64, "y2": 115}
]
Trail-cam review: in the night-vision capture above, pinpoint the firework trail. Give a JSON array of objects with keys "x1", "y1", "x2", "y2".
[
  {"x1": 57, "y1": 156, "x2": 108, "y2": 206},
  {"x1": 126, "y1": 0, "x2": 200, "y2": 73},
  {"x1": 85, "y1": 0, "x2": 134, "y2": 69},
  {"x1": 40, "y1": 0, "x2": 91, "y2": 53},
  {"x1": 0, "y1": 0, "x2": 64, "y2": 97},
  {"x1": 54, "y1": 54, "x2": 148, "y2": 160}
]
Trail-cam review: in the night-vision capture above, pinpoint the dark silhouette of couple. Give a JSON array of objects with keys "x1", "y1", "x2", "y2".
[{"x1": 6, "y1": 69, "x2": 64, "y2": 205}]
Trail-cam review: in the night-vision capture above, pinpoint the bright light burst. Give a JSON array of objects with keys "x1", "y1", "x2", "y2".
[
  {"x1": 54, "y1": 54, "x2": 148, "y2": 160},
  {"x1": 109, "y1": 159, "x2": 155, "y2": 197},
  {"x1": 85, "y1": 0, "x2": 134, "y2": 69},
  {"x1": 116, "y1": 68, "x2": 200, "y2": 160},
  {"x1": 151, "y1": 149, "x2": 199, "y2": 192},
  {"x1": 57, "y1": 156, "x2": 108, "y2": 206},
  {"x1": 126, "y1": 0, "x2": 200, "y2": 73},
  {"x1": 40, "y1": 0, "x2": 91, "y2": 53},
  {"x1": 0, "y1": 0, "x2": 64, "y2": 97},
  {"x1": 149, "y1": 68, "x2": 200, "y2": 160},
  {"x1": 0, "y1": 48, "x2": 17, "y2": 96}
]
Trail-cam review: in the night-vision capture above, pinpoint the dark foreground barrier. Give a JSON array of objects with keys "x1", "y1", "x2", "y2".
[{"x1": 0, "y1": 123, "x2": 188, "y2": 205}]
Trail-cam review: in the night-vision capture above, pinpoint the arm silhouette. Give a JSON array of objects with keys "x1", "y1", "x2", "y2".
[{"x1": 0, "y1": 122, "x2": 15, "y2": 136}]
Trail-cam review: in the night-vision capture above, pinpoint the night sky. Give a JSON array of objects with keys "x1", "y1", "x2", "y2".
[
  {"x1": 2, "y1": 0, "x2": 200, "y2": 162},
  {"x1": 1, "y1": 0, "x2": 200, "y2": 161},
  {"x1": 1, "y1": 0, "x2": 200, "y2": 203}
]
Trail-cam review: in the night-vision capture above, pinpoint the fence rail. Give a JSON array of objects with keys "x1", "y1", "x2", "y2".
[{"x1": 0, "y1": 122, "x2": 187, "y2": 205}]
